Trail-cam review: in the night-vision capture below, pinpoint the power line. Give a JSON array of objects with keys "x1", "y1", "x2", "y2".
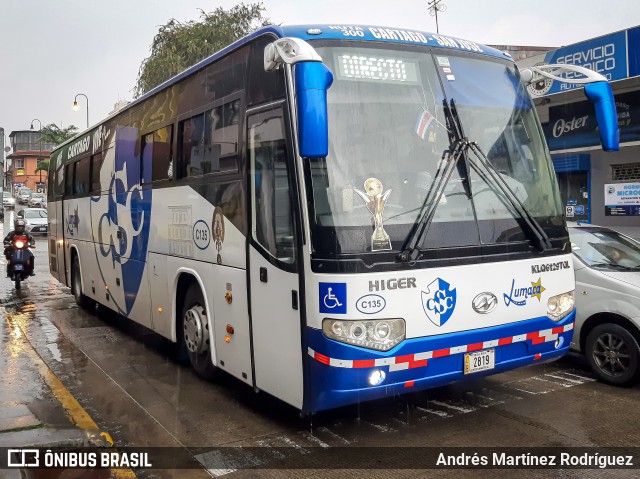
[{"x1": 427, "y1": 0, "x2": 447, "y2": 34}]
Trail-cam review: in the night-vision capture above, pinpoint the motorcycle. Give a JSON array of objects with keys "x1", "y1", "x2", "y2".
[{"x1": 5, "y1": 235, "x2": 34, "y2": 290}]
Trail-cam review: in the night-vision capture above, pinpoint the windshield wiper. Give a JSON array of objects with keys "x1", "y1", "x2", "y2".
[
  {"x1": 589, "y1": 262, "x2": 640, "y2": 270},
  {"x1": 398, "y1": 137, "x2": 470, "y2": 262},
  {"x1": 464, "y1": 141, "x2": 552, "y2": 252},
  {"x1": 398, "y1": 98, "x2": 472, "y2": 263},
  {"x1": 398, "y1": 99, "x2": 552, "y2": 263}
]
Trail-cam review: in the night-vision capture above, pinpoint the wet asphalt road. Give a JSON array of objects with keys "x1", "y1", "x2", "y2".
[{"x1": 1, "y1": 208, "x2": 640, "y2": 479}]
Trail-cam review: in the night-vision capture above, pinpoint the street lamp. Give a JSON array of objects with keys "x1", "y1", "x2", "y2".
[
  {"x1": 30, "y1": 119, "x2": 43, "y2": 192},
  {"x1": 72, "y1": 93, "x2": 89, "y2": 129}
]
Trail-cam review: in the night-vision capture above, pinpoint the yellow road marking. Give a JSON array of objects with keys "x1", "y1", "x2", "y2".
[{"x1": 6, "y1": 311, "x2": 137, "y2": 478}]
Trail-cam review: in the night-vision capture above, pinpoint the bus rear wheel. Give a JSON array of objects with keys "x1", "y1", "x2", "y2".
[
  {"x1": 72, "y1": 255, "x2": 95, "y2": 310},
  {"x1": 181, "y1": 285, "x2": 219, "y2": 381}
]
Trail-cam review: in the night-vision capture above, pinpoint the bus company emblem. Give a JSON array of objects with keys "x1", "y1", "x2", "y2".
[
  {"x1": 472, "y1": 292, "x2": 498, "y2": 314},
  {"x1": 503, "y1": 278, "x2": 546, "y2": 307},
  {"x1": 421, "y1": 278, "x2": 457, "y2": 327}
]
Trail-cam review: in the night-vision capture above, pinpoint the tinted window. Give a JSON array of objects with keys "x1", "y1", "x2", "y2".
[
  {"x1": 247, "y1": 35, "x2": 286, "y2": 106},
  {"x1": 204, "y1": 47, "x2": 248, "y2": 100},
  {"x1": 74, "y1": 157, "x2": 90, "y2": 195},
  {"x1": 90, "y1": 152, "x2": 104, "y2": 192},
  {"x1": 142, "y1": 125, "x2": 173, "y2": 183},
  {"x1": 179, "y1": 100, "x2": 240, "y2": 178},
  {"x1": 249, "y1": 108, "x2": 295, "y2": 264},
  {"x1": 64, "y1": 164, "x2": 73, "y2": 196}
]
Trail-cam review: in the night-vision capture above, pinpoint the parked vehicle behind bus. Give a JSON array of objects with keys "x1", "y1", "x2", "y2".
[
  {"x1": 47, "y1": 25, "x2": 618, "y2": 414},
  {"x1": 569, "y1": 223, "x2": 640, "y2": 386}
]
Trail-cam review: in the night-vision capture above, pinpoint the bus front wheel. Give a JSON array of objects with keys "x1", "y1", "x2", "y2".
[{"x1": 181, "y1": 285, "x2": 219, "y2": 381}]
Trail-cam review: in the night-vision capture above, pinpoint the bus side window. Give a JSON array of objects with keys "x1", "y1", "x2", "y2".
[
  {"x1": 204, "y1": 98, "x2": 240, "y2": 173},
  {"x1": 90, "y1": 152, "x2": 103, "y2": 192},
  {"x1": 247, "y1": 35, "x2": 286, "y2": 106},
  {"x1": 73, "y1": 157, "x2": 90, "y2": 195},
  {"x1": 249, "y1": 107, "x2": 296, "y2": 264},
  {"x1": 64, "y1": 163, "x2": 74, "y2": 197},
  {"x1": 142, "y1": 125, "x2": 173, "y2": 183},
  {"x1": 178, "y1": 115, "x2": 205, "y2": 177},
  {"x1": 47, "y1": 168, "x2": 56, "y2": 201}
]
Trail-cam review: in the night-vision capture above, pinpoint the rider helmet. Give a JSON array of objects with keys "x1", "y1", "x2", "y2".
[{"x1": 14, "y1": 218, "x2": 26, "y2": 234}]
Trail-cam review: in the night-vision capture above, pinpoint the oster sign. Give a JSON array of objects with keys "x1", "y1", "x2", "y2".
[{"x1": 543, "y1": 91, "x2": 640, "y2": 150}]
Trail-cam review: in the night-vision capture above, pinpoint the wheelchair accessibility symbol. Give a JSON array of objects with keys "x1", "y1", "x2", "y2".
[{"x1": 319, "y1": 282, "x2": 347, "y2": 314}]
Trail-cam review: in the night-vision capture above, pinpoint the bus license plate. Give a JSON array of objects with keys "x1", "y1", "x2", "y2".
[{"x1": 464, "y1": 349, "x2": 495, "y2": 374}]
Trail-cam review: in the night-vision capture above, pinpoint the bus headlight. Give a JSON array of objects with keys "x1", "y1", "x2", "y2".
[
  {"x1": 322, "y1": 318, "x2": 405, "y2": 351},
  {"x1": 547, "y1": 290, "x2": 574, "y2": 322}
]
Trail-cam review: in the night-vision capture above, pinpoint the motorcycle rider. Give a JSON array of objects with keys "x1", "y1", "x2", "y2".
[{"x1": 4, "y1": 218, "x2": 35, "y2": 277}]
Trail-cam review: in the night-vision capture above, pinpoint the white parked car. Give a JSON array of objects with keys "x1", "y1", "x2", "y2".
[
  {"x1": 28, "y1": 193, "x2": 47, "y2": 208},
  {"x1": 569, "y1": 223, "x2": 640, "y2": 386},
  {"x1": 17, "y1": 208, "x2": 48, "y2": 235}
]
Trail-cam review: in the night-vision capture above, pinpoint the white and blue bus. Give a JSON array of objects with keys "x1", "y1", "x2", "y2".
[{"x1": 48, "y1": 25, "x2": 618, "y2": 414}]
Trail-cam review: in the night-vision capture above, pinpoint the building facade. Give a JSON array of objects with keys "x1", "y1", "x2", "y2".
[
  {"x1": 517, "y1": 26, "x2": 640, "y2": 239},
  {"x1": 7, "y1": 130, "x2": 56, "y2": 194}
]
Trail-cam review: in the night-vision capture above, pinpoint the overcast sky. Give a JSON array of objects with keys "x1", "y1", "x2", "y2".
[{"x1": 1, "y1": 0, "x2": 638, "y2": 149}]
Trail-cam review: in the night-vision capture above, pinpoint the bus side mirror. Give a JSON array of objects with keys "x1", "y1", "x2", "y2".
[
  {"x1": 583, "y1": 81, "x2": 619, "y2": 152},
  {"x1": 294, "y1": 62, "x2": 334, "y2": 158}
]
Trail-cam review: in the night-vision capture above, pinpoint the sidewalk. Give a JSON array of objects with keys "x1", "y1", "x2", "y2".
[
  {"x1": 0, "y1": 217, "x2": 103, "y2": 450},
  {"x1": 0, "y1": 297, "x2": 94, "y2": 449}
]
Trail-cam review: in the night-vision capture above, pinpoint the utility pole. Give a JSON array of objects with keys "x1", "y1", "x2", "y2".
[{"x1": 427, "y1": 0, "x2": 447, "y2": 34}]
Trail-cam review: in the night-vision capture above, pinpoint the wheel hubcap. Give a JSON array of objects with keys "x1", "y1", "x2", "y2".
[
  {"x1": 593, "y1": 332, "x2": 631, "y2": 377},
  {"x1": 183, "y1": 305, "x2": 208, "y2": 354}
]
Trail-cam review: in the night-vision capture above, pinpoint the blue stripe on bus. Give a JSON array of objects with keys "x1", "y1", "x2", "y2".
[{"x1": 303, "y1": 311, "x2": 574, "y2": 413}]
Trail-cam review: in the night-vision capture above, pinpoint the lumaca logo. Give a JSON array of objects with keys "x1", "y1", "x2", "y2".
[{"x1": 504, "y1": 278, "x2": 546, "y2": 307}]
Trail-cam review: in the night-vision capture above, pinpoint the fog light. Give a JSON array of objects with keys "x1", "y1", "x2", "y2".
[
  {"x1": 554, "y1": 337, "x2": 564, "y2": 349},
  {"x1": 368, "y1": 369, "x2": 386, "y2": 386}
]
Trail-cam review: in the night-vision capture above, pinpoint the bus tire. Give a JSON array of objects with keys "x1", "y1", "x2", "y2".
[
  {"x1": 72, "y1": 254, "x2": 95, "y2": 310},
  {"x1": 181, "y1": 284, "x2": 219, "y2": 381}
]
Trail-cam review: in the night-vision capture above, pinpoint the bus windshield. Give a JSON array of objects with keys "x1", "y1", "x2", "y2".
[{"x1": 305, "y1": 42, "x2": 564, "y2": 263}]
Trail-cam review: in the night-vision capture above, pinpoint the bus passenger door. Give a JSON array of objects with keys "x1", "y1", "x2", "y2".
[{"x1": 247, "y1": 106, "x2": 304, "y2": 409}]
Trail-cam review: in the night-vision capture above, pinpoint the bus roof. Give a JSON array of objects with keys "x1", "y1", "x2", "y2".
[{"x1": 53, "y1": 24, "x2": 509, "y2": 152}]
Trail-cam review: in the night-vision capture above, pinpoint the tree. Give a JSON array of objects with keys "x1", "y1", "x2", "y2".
[
  {"x1": 38, "y1": 124, "x2": 79, "y2": 146},
  {"x1": 35, "y1": 159, "x2": 50, "y2": 187},
  {"x1": 134, "y1": 3, "x2": 269, "y2": 97},
  {"x1": 34, "y1": 159, "x2": 49, "y2": 174}
]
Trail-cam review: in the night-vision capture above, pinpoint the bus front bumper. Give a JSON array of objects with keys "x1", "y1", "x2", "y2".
[{"x1": 304, "y1": 311, "x2": 575, "y2": 413}]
